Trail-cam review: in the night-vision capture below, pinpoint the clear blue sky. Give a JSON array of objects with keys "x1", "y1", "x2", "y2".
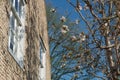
[
  {"x1": 46, "y1": 0, "x2": 88, "y2": 33},
  {"x1": 45, "y1": 0, "x2": 105, "y2": 80},
  {"x1": 46, "y1": 0, "x2": 79, "y2": 20}
]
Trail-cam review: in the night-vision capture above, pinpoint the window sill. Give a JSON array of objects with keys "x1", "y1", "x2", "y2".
[{"x1": 8, "y1": 47, "x2": 24, "y2": 70}]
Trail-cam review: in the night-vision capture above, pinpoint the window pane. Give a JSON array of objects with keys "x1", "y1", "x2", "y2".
[
  {"x1": 39, "y1": 38, "x2": 46, "y2": 68},
  {"x1": 11, "y1": 0, "x2": 13, "y2": 4},
  {"x1": 15, "y1": 0, "x2": 18, "y2": 12},
  {"x1": 10, "y1": 42, "x2": 13, "y2": 51},
  {"x1": 9, "y1": 0, "x2": 26, "y2": 68},
  {"x1": 19, "y1": 3, "x2": 21, "y2": 17},
  {"x1": 10, "y1": 33, "x2": 14, "y2": 52},
  {"x1": 10, "y1": 14, "x2": 15, "y2": 29},
  {"x1": 40, "y1": 48, "x2": 44, "y2": 68},
  {"x1": 18, "y1": 60, "x2": 23, "y2": 68}
]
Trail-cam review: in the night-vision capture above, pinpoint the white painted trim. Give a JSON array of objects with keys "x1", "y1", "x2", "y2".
[
  {"x1": 39, "y1": 37, "x2": 47, "y2": 80},
  {"x1": 39, "y1": 52, "x2": 46, "y2": 80}
]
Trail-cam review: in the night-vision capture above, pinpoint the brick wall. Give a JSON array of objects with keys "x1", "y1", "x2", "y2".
[
  {"x1": 0, "y1": 0, "x2": 51, "y2": 80},
  {"x1": 0, "y1": 0, "x2": 24, "y2": 80},
  {"x1": 24, "y1": 0, "x2": 51, "y2": 80}
]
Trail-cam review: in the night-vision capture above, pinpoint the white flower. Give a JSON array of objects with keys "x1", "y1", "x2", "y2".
[
  {"x1": 61, "y1": 25, "x2": 69, "y2": 34},
  {"x1": 75, "y1": 65, "x2": 81, "y2": 70},
  {"x1": 61, "y1": 63, "x2": 66, "y2": 68},
  {"x1": 71, "y1": 35, "x2": 77, "y2": 41},
  {"x1": 79, "y1": 32, "x2": 86, "y2": 42},
  {"x1": 50, "y1": 8, "x2": 56, "y2": 13},
  {"x1": 75, "y1": 19, "x2": 79, "y2": 24},
  {"x1": 61, "y1": 29, "x2": 67, "y2": 34},
  {"x1": 79, "y1": 5, "x2": 82, "y2": 10},
  {"x1": 104, "y1": 23, "x2": 108, "y2": 26},
  {"x1": 77, "y1": 66, "x2": 81, "y2": 69},
  {"x1": 84, "y1": 4, "x2": 89, "y2": 10},
  {"x1": 60, "y1": 16, "x2": 66, "y2": 22},
  {"x1": 76, "y1": 5, "x2": 82, "y2": 11},
  {"x1": 113, "y1": 12, "x2": 116, "y2": 15}
]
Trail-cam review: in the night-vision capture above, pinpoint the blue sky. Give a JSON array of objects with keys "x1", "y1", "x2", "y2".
[
  {"x1": 46, "y1": 0, "x2": 88, "y2": 34},
  {"x1": 45, "y1": 0, "x2": 105, "y2": 80},
  {"x1": 46, "y1": 0, "x2": 79, "y2": 20}
]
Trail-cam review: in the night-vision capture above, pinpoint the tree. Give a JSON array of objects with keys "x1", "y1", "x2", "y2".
[
  {"x1": 66, "y1": 0, "x2": 120, "y2": 80},
  {"x1": 46, "y1": 0, "x2": 120, "y2": 80},
  {"x1": 46, "y1": 3, "x2": 88, "y2": 80}
]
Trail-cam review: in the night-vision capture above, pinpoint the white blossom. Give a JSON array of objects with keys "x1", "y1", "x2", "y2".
[
  {"x1": 61, "y1": 25, "x2": 69, "y2": 34},
  {"x1": 61, "y1": 63, "x2": 66, "y2": 68},
  {"x1": 84, "y1": 4, "x2": 89, "y2": 10},
  {"x1": 71, "y1": 35, "x2": 77, "y2": 41},
  {"x1": 77, "y1": 66, "x2": 81, "y2": 69},
  {"x1": 75, "y1": 19, "x2": 79, "y2": 24},
  {"x1": 113, "y1": 12, "x2": 116, "y2": 15},
  {"x1": 79, "y1": 32, "x2": 86, "y2": 42},
  {"x1": 50, "y1": 8, "x2": 56, "y2": 13},
  {"x1": 75, "y1": 65, "x2": 81, "y2": 70},
  {"x1": 60, "y1": 16, "x2": 66, "y2": 22},
  {"x1": 78, "y1": 5, "x2": 82, "y2": 11},
  {"x1": 104, "y1": 23, "x2": 108, "y2": 26},
  {"x1": 61, "y1": 29, "x2": 67, "y2": 34}
]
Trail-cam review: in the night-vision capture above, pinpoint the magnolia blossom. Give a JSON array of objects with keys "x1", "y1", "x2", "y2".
[
  {"x1": 75, "y1": 19, "x2": 79, "y2": 24},
  {"x1": 76, "y1": 5, "x2": 82, "y2": 11},
  {"x1": 71, "y1": 35, "x2": 77, "y2": 41},
  {"x1": 75, "y1": 65, "x2": 81, "y2": 70},
  {"x1": 79, "y1": 32, "x2": 86, "y2": 42},
  {"x1": 61, "y1": 25, "x2": 69, "y2": 34},
  {"x1": 84, "y1": 4, "x2": 89, "y2": 10},
  {"x1": 61, "y1": 63, "x2": 66, "y2": 68},
  {"x1": 79, "y1": 5, "x2": 82, "y2": 10},
  {"x1": 60, "y1": 16, "x2": 66, "y2": 22},
  {"x1": 50, "y1": 8, "x2": 56, "y2": 13},
  {"x1": 104, "y1": 23, "x2": 108, "y2": 26},
  {"x1": 77, "y1": 66, "x2": 81, "y2": 69},
  {"x1": 113, "y1": 12, "x2": 116, "y2": 15}
]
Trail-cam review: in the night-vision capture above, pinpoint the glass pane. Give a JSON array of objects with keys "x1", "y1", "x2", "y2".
[
  {"x1": 40, "y1": 42, "x2": 45, "y2": 53},
  {"x1": 10, "y1": 31, "x2": 14, "y2": 51},
  {"x1": 19, "y1": 3, "x2": 21, "y2": 17},
  {"x1": 15, "y1": 0, "x2": 18, "y2": 12},
  {"x1": 19, "y1": 61, "x2": 23, "y2": 68},
  {"x1": 10, "y1": 14, "x2": 15, "y2": 29},
  {"x1": 10, "y1": 42, "x2": 13, "y2": 51},
  {"x1": 11, "y1": 0, "x2": 13, "y2": 4},
  {"x1": 40, "y1": 48, "x2": 44, "y2": 68}
]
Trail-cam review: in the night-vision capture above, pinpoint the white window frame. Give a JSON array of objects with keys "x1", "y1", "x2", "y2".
[
  {"x1": 8, "y1": 0, "x2": 26, "y2": 68},
  {"x1": 39, "y1": 36, "x2": 46, "y2": 80}
]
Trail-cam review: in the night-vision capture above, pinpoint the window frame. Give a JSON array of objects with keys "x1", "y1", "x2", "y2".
[
  {"x1": 39, "y1": 36, "x2": 46, "y2": 80},
  {"x1": 39, "y1": 36, "x2": 46, "y2": 68},
  {"x1": 8, "y1": 0, "x2": 26, "y2": 68}
]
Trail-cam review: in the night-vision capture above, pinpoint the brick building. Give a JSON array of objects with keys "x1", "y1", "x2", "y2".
[{"x1": 0, "y1": 0, "x2": 51, "y2": 80}]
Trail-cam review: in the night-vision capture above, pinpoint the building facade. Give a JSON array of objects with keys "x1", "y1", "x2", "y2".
[{"x1": 0, "y1": 0, "x2": 51, "y2": 80}]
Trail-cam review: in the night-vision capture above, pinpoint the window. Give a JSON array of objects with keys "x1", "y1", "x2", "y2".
[
  {"x1": 40, "y1": 37, "x2": 46, "y2": 68},
  {"x1": 39, "y1": 37, "x2": 46, "y2": 80},
  {"x1": 8, "y1": 0, "x2": 26, "y2": 68}
]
